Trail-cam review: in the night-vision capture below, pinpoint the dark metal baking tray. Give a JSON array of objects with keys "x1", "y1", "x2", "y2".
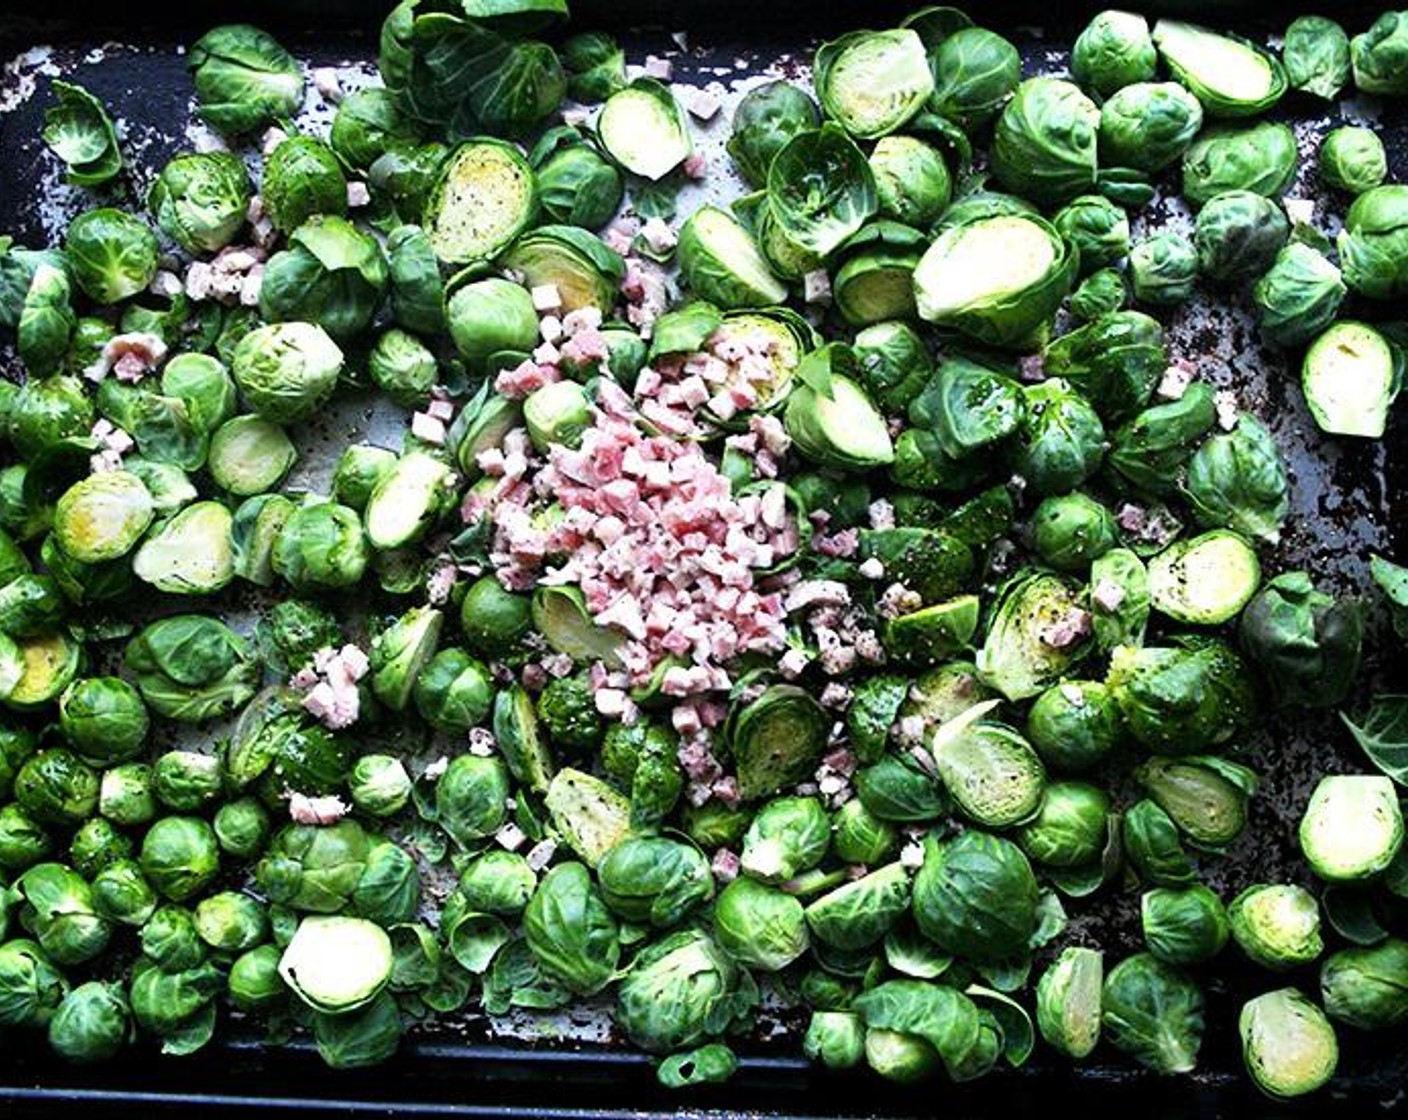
[{"x1": 1, "y1": 1, "x2": 1407, "y2": 1114}]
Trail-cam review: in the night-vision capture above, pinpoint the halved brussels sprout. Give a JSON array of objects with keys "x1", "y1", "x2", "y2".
[
  {"x1": 813, "y1": 29, "x2": 934, "y2": 139},
  {"x1": 678, "y1": 206, "x2": 788, "y2": 310},
  {"x1": 1147, "y1": 530, "x2": 1260, "y2": 626},
  {"x1": 279, "y1": 915, "x2": 393, "y2": 1014},
  {"x1": 931, "y1": 704, "x2": 1046, "y2": 828},
  {"x1": 1299, "y1": 776, "x2": 1404, "y2": 883},
  {"x1": 1240, "y1": 989, "x2": 1338, "y2": 1100},
  {"x1": 544, "y1": 768, "x2": 630, "y2": 867},
  {"x1": 4, "y1": 632, "x2": 82, "y2": 712},
  {"x1": 767, "y1": 124, "x2": 878, "y2": 258},
  {"x1": 132, "y1": 501, "x2": 234, "y2": 595},
  {"x1": 425, "y1": 139, "x2": 537, "y2": 265},
  {"x1": 1152, "y1": 19, "x2": 1287, "y2": 118},
  {"x1": 597, "y1": 79, "x2": 691, "y2": 181},
  {"x1": 501, "y1": 225, "x2": 625, "y2": 316},
  {"x1": 363, "y1": 452, "x2": 455, "y2": 551},
  {"x1": 1037, "y1": 946, "x2": 1103, "y2": 1059},
  {"x1": 784, "y1": 351, "x2": 894, "y2": 471},
  {"x1": 977, "y1": 571, "x2": 1091, "y2": 701},
  {"x1": 1301, "y1": 320, "x2": 1402, "y2": 439},
  {"x1": 728, "y1": 685, "x2": 830, "y2": 801},
  {"x1": 1231, "y1": 884, "x2": 1323, "y2": 971},
  {"x1": 52, "y1": 472, "x2": 153, "y2": 564},
  {"x1": 914, "y1": 214, "x2": 1076, "y2": 348},
  {"x1": 208, "y1": 416, "x2": 297, "y2": 497}
]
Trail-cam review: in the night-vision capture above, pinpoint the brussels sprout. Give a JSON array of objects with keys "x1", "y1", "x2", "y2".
[
  {"x1": 42, "y1": 80, "x2": 120, "y2": 187},
  {"x1": 460, "y1": 575, "x2": 533, "y2": 660},
  {"x1": 1123, "y1": 800, "x2": 1197, "y2": 887},
  {"x1": 830, "y1": 799, "x2": 900, "y2": 866},
  {"x1": 1071, "y1": 11, "x2": 1156, "y2": 96},
  {"x1": 869, "y1": 136, "x2": 951, "y2": 229},
  {"x1": 14, "y1": 748, "x2": 99, "y2": 826},
  {"x1": 576, "y1": 68, "x2": 691, "y2": 176},
  {"x1": 8, "y1": 374, "x2": 93, "y2": 461},
  {"x1": 1238, "y1": 573, "x2": 1362, "y2": 709},
  {"x1": 598, "y1": 836, "x2": 713, "y2": 928},
  {"x1": 1147, "y1": 529, "x2": 1261, "y2": 627},
  {"x1": 1036, "y1": 946, "x2": 1103, "y2": 1060},
  {"x1": 529, "y1": 131, "x2": 623, "y2": 231},
  {"x1": 259, "y1": 215, "x2": 387, "y2": 342},
  {"x1": 132, "y1": 501, "x2": 235, "y2": 596},
  {"x1": 1098, "y1": 82, "x2": 1203, "y2": 174},
  {"x1": 521, "y1": 861, "x2": 619, "y2": 996},
  {"x1": 1280, "y1": 14, "x2": 1349, "y2": 100},
  {"x1": 189, "y1": 24, "x2": 303, "y2": 134},
  {"x1": 2, "y1": 631, "x2": 82, "y2": 712},
  {"x1": 91, "y1": 859, "x2": 157, "y2": 926},
  {"x1": 1321, "y1": 127, "x2": 1388, "y2": 195},
  {"x1": 1069, "y1": 269, "x2": 1127, "y2": 323},
  {"x1": 1102, "y1": 953, "x2": 1204, "y2": 1074},
  {"x1": 213, "y1": 797, "x2": 271, "y2": 860},
  {"x1": 347, "y1": 755, "x2": 411, "y2": 819},
  {"x1": 929, "y1": 27, "x2": 1021, "y2": 133},
  {"x1": 1141, "y1": 886, "x2": 1229, "y2": 966},
  {"x1": 803, "y1": 1010, "x2": 865, "y2": 1071},
  {"x1": 1182, "y1": 122, "x2": 1298, "y2": 210},
  {"x1": 260, "y1": 136, "x2": 346, "y2": 234},
  {"x1": 616, "y1": 929, "x2": 753, "y2": 1053},
  {"x1": 532, "y1": 672, "x2": 601, "y2": 752},
  {"x1": 930, "y1": 710, "x2": 1045, "y2": 829},
  {"x1": 17, "y1": 264, "x2": 76, "y2": 376},
  {"x1": 522, "y1": 381, "x2": 592, "y2": 453},
  {"x1": 1230, "y1": 884, "x2": 1323, "y2": 971},
  {"x1": 228, "y1": 944, "x2": 285, "y2": 1012},
  {"x1": 1303, "y1": 319, "x2": 1402, "y2": 440},
  {"x1": 1032, "y1": 493, "x2": 1118, "y2": 572},
  {"x1": 1340, "y1": 185, "x2": 1408, "y2": 304},
  {"x1": 148, "y1": 152, "x2": 250, "y2": 253},
  {"x1": 160, "y1": 355, "x2": 236, "y2": 439},
  {"x1": 908, "y1": 355, "x2": 1023, "y2": 462},
  {"x1": 69, "y1": 818, "x2": 134, "y2": 877},
  {"x1": 0, "y1": 938, "x2": 67, "y2": 1027},
  {"x1": 58, "y1": 677, "x2": 148, "y2": 765},
  {"x1": 384, "y1": 225, "x2": 445, "y2": 337},
  {"x1": 409, "y1": 648, "x2": 492, "y2": 733},
  {"x1": 727, "y1": 81, "x2": 821, "y2": 189},
  {"x1": 1053, "y1": 196, "x2": 1130, "y2": 276},
  {"x1": 1240, "y1": 988, "x2": 1338, "y2": 1099},
  {"x1": 1109, "y1": 640, "x2": 1254, "y2": 756},
  {"x1": 64, "y1": 209, "x2": 159, "y2": 304},
  {"x1": 13, "y1": 862, "x2": 112, "y2": 965},
  {"x1": 977, "y1": 571, "x2": 1092, "y2": 701},
  {"x1": 99, "y1": 763, "x2": 156, "y2": 828},
  {"x1": 328, "y1": 86, "x2": 416, "y2": 172},
  {"x1": 232, "y1": 321, "x2": 344, "y2": 425},
  {"x1": 1025, "y1": 681, "x2": 1122, "y2": 773},
  {"x1": 991, "y1": 78, "x2": 1099, "y2": 208},
  {"x1": 257, "y1": 820, "x2": 370, "y2": 913},
  {"x1": 785, "y1": 358, "x2": 893, "y2": 471},
  {"x1": 1152, "y1": 19, "x2": 1286, "y2": 117},
  {"x1": 210, "y1": 418, "x2": 297, "y2": 499},
  {"x1": 311, "y1": 989, "x2": 401, "y2": 1069},
  {"x1": 278, "y1": 915, "x2": 392, "y2": 1015},
  {"x1": 1010, "y1": 379, "x2": 1106, "y2": 496},
  {"x1": 272, "y1": 501, "x2": 368, "y2": 592},
  {"x1": 1108, "y1": 382, "x2": 1218, "y2": 498},
  {"x1": 445, "y1": 277, "x2": 538, "y2": 371},
  {"x1": 1018, "y1": 782, "x2": 1110, "y2": 868},
  {"x1": 369, "y1": 606, "x2": 442, "y2": 712},
  {"x1": 0, "y1": 802, "x2": 53, "y2": 871},
  {"x1": 1193, "y1": 191, "x2": 1290, "y2": 287},
  {"x1": 366, "y1": 333, "x2": 439, "y2": 413},
  {"x1": 1043, "y1": 310, "x2": 1166, "y2": 424},
  {"x1": 1129, "y1": 232, "x2": 1198, "y2": 307},
  {"x1": 1352, "y1": 12, "x2": 1408, "y2": 95},
  {"x1": 0, "y1": 725, "x2": 36, "y2": 801},
  {"x1": 331, "y1": 446, "x2": 396, "y2": 514},
  {"x1": 52, "y1": 471, "x2": 154, "y2": 563},
  {"x1": 1137, "y1": 755, "x2": 1256, "y2": 850},
  {"x1": 912, "y1": 830, "x2": 1037, "y2": 961},
  {"x1": 813, "y1": 29, "x2": 934, "y2": 139},
  {"x1": 1299, "y1": 776, "x2": 1404, "y2": 883},
  {"x1": 125, "y1": 614, "x2": 258, "y2": 722},
  {"x1": 852, "y1": 321, "x2": 932, "y2": 415},
  {"x1": 436, "y1": 755, "x2": 510, "y2": 848},
  {"x1": 803, "y1": 862, "x2": 910, "y2": 952},
  {"x1": 194, "y1": 891, "x2": 267, "y2": 953},
  {"x1": 140, "y1": 817, "x2": 221, "y2": 902},
  {"x1": 139, "y1": 905, "x2": 205, "y2": 971},
  {"x1": 717, "y1": 685, "x2": 829, "y2": 803},
  {"x1": 740, "y1": 796, "x2": 830, "y2": 883},
  {"x1": 765, "y1": 124, "x2": 877, "y2": 259},
  {"x1": 1321, "y1": 939, "x2": 1408, "y2": 1030},
  {"x1": 150, "y1": 750, "x2": 222, "y2": 813}
]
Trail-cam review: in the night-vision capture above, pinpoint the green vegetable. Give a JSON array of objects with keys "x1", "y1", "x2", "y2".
[
  {"x1": 1240, "y1": 988, "x2": 1338, "y2": 1099},
  {"x1": 189, "y1": 24, "x2": 304, "y2": 134},
  {"x1": 1299, "y1": 775, "x2": 1404, "y2": 883},
  {"x1": 1283, "y1": 15, "x2": 1350, "y2": 99},
  {"x1": 1321, "y1": 127, "x2": 1387, "y2": 195},
  {"x1": 1230, "y1": 884, "x2": 1323, "y2": 971},
  {"x1": 1071, "y1": 11, "x2": 1156, "y2": 96}
]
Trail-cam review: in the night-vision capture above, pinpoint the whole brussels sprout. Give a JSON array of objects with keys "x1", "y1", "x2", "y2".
[
  {"x1": 0, "y1": 725, "x2": 37, "y2": 801},
  {"x1": 1237, "y1": 573, "x2": 1362, "y2": 709},
  {"x1": 1251, "y1": 243, "x2": 1346, "y2": 351},
  {"x1": 711, "y1": 876, "x2": 809, "y2": 972},
  {"x1": 139, "y1": 905, "x2": 206, "y2": 971},
  {"x1": 272, "y1": 500, "x2": 368, "y2": 591},
  {"x1": 991, "y1": 78, "x2": 1100, "y2": 208},
  {"x1": 69, "y1": 818, "x2": 133, "y2": 878},
  {"x1": 1141, "y1": 885, "x2": 1230, "y2": 965},
  {"x1": 740, "y1": 796, "x2": 830, "y2": 883},
  {"x1": 349, "y1": 755, "x2": 412, "y2": 818},
  {"x1": 413, "y1": 648, "x2": 494, "y2": 732},
  {"x1": 45, "y1": 983, "x2": 129, "y2": 1067},
  {"x1": 14, "y1": 748, "x2": 99, "y2": 826},
  {"x1": 1230, "y1": 884, "x2": 1323, "y2": 971},
  {"x1": 91, "y1": 859, "x2": 158, "y2": 926},
  {"x1": 257, "y1": 820, "x2": 370, "y2": 913},
  {"x1": 726, "y1": 81, "x2": 821, "y2": 189},
  {"x1": 1071, "y1": 10, "x2": 1156, "y2": 96},
  {"x1": 1128, "y1": 232, "x2": 1198, "y2": 307},
  {"x1": 870, "y1": 136, "x2": 951, "y2": 229},
  {"x1": 1018, "y1": 782, "x2": 1110, "y2": 868},
  {"x1": 1182, "y1": 122, "x2": 1298, "y2": 209},
  {"x1": 1010, "y1": 379, "x2": 1106, "y2": 496},
  {"x1": 1032, "y1": 492, "x2": 1118, "y2": 572},
  {"x1": 189, "y1": 24, "x2": 303, "y2": 134},
  {"x1": 1026, "y1": 681, "x2": 1122, "y2": 772},
  {"x1": 331, "y1": 445, "x2": 396, "y2": 513},
  {"x1": 329, "y1": 87, "x2": 417, "y2": 172},
  {"x1": 436, "y1": 755, "x2": 510, "y2": 848},
  {"x1": 458, "y1": 850, "x2": 536, "y2": 916},
  {"x1": 8, "y1": 374, "x2": 93, "y2": 461},
  {"x1": 1185, "y1": 417, "x2": 1290, "y2": 545},
  {"x1": 153, "y1": 750, "x2": 224, "y2": 812},
  {"x1": 1284, "y1": 14, "x2": 1350, "y2": 100},
  {"x1": 1320, "y1": 939, "x2": 1408, "y2": 1030},
  {"x1": 260, "y1": 217, "x2": 388, "y2": 342},
  {"x1": 598, "y1": 835, "x2": 713, "y2": 928},
  {"x1": 213, "y1": 797, "x2": 272, "y2": 860},
  {"x1": 1352, "y1": 11, "x2": 1408, "y2": 96},
  {"x1": 831, "y1": 799, "x2": 899, "y2": 865},
  {"x1": 260, "y1": 136, "x2": 346, "y2": 232},
  {"x1": 912, "y1": 830, "x2": 1037, "y2": 961},
  {"x1": 1240, "y1": 988, "x2": 1338, "y2": 1100},
  {"x1": 59, "y1": 676, "x2": 151, "y2": 769},
  {"x1": 1053, "y1": 195, "x2": 1130, "y2": 275},
  {"x1": 0, "y1": 802, "x2": 53, "y2": 871},
  {"x1": 615, "y1": 928, "x2": 753, "y2": 1053},
  {"x1": 1193, "y1": 191, "x2": 1290, "y2": 286},
  {"x1": 1122, "y1": 799, "x2": 1197, "y2": 888},
  {"x1": 194, "y1": 890, "x2": 268, "y2": 952},
  {"x1": 232, "y1": 321, "x2": 344, "y2": 425},
  {"x1": 140, "y1": 816, "x2": 221, "y2": 902},
  {"x1": 530, "y1": 130, "x2": 624, "y2": 230},
  {"x1": 1107, "y1": 642, "x2": 1254, "y2": 756},
  {"x1": 368, "y1": 329, "x2": 437, "y2": 407},
  {"x1": 803, "y1": 1010, "x2": 865, "y2": 1070},
  {"x1": 1068, "y1": 268, "x2": 1127, "y2": 322},
  {"x1": 64, "y1": 208, "x2": 159, "y2": 304},
  {"x1": 148, "y1": 152, "x2": 250, "y2": 253},
  {"x1": 13, "y1": 863, "x2": 111, "y2": 965},
  {"x1": 459, "y1": 575, "x2": 533, "y2": 659},
  {"x1": 125, "y1": 614, "x2": 259, "y2": 722},
  {"x1": 446, "y1": 278, "x2": 538, "y2": 370},
  {"x1": 0, "y1": 938, "x2": 68, "y2": 1028},
  {"x1": 1320, "y1": 126, "x2": 1387, "y2": 195},
  {"x1": 523, "y1": 860, "x2": 619, "y2": 995},
  {"x1": 99, "y1": 763, "x2": 156, "y2": 828},
  {"x1": 229, "y1": 943, "x2": 286, "y2": 1012},
  {"x1": 535, "y1": 672, "x2": 604, "y2": 751},
  {"x1": 1098, "y1": 82, "x2": 1203, "y2": 174},
  {"x1": 1338, "y1": 185, "x2": 1408, "y2": 300}
]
